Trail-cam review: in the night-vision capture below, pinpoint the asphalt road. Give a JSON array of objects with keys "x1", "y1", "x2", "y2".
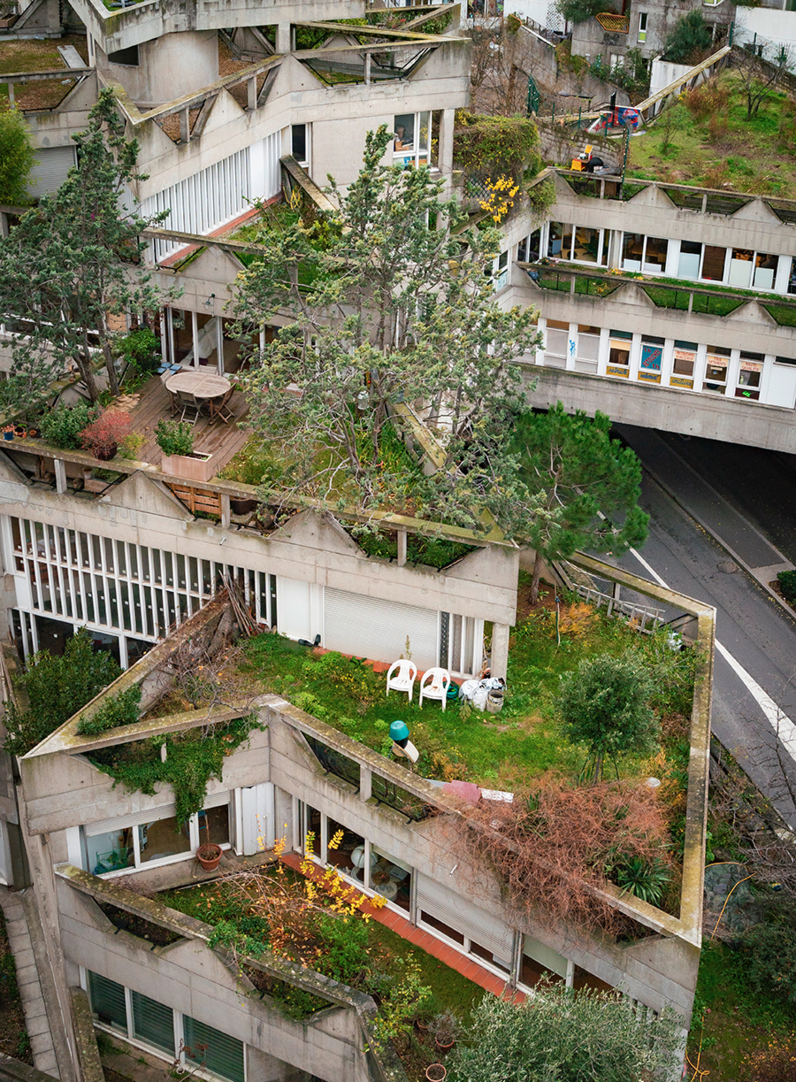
[{"x1": 602, "y1": 464, "x2": 796, "y2": 828}]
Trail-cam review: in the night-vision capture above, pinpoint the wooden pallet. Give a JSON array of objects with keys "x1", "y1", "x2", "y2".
[{"x1": 167, "y1": 483, "x2": 222, "y2": 517}]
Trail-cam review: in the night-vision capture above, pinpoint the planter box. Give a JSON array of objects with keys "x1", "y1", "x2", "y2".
[{"x1": 161, "y1": 452, "x2": 214, "y2": 484}]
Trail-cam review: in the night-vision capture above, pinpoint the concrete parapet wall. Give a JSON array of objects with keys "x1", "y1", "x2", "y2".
[{"x1": 521, "y1": 363, "x2": 796, "y2": 454}]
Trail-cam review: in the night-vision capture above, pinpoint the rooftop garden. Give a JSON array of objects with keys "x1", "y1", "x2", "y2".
[{"x1": 628, "y1": 71, "x2": 796, "y2": 197}]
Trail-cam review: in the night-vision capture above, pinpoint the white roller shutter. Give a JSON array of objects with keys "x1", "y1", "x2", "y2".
[
  {"x1": 324, "y1": 587, "x2": 438, "y2": 669},
  {"x1": 29, "y1": 146, "x2": 76, "y2": 196},
  {"x1": 417, "y1": 872, "x2": 515, "y2": 962}
]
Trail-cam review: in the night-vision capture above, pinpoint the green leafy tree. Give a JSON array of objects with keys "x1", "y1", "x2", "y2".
[
  {"x1": 4, "y1": 629, "x2": 121, "y2": 756},
  {"x1": 664, "y1": 11, "x2": 712, "y2": 65},
  {"x1": 512, "y1": 403, "x2": 649, "y2": 603},
  {"x1": 448, "y1": 979, "x2": 682, "y2": 1082},
  {"x1": 233, "y1": 125, "x2": 540, "y2": 531},
  {"x1": 556, "y1": 652, "x2": 658, "y2": 783},
  {"x1": 555, "y1": 0, "x2": 604, "y2": 25},
  {"x1": 0, "y1": 88, "x2": 166, "y2": 412},
  {"x1": 0, "y1": 103, "x2": 35, "y2": 206}
]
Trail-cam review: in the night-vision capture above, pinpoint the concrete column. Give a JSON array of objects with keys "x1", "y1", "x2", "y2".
[
  {"x1": 275, "y1": 23, "x2": 291, "y2": 53},
  {"x1": 359, "y1": 765, "x2": 372, "y2": 803},
  {"x1": 438, "y1": 108, "x2": 455, "y2": 179},
  {"x1": 364, "y1": 51, "x2": 372, "y2": 85},
  {"x1": 490, "y1": 623, "x2": 510, "y2": 681},
  {"x1": 179, "y1": 108, "x2": 190, "y2": 144},
  {"x1": 54, "y1": 459, "x2": 67, "y2": 495},
  {"x1": 247, "y1": 75, "x2": 257, "y2": 110},
  {"x1": 220, "y1": 493, "x2": 231, "y2": 529},
  {"x1": 397, "y1": 529, "x2": 407, "y2": 567}
]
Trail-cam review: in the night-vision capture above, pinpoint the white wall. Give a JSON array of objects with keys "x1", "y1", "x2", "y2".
[{"x1": 736, "y1": 7, "x2": 796, "y2": 53}]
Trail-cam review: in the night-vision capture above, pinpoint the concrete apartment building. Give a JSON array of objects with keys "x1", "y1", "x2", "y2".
[
  {"x1": 3, "y1": 567, "x2": 712, "y2": 1082},
  {"x1": 495, "y1": 167, "x2": 796, "y2": 453}
]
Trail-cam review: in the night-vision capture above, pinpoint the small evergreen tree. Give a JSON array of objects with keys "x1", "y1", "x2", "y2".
[
  {"x1": 512, "y1": 403, "x2": 649, "y2": 603},
  {"x1": 0, "y1": 103, "x2": 35, "y2": 206},
  {"x1": 0, "y1": 88, "x2": 166, "y2": 411},
  {"x1": 664, "y1": 11, "x2": 712, "y2": 65},
  {"x1": 4, "y1": 629, "x2": 121, "y2": 756},
  {"x1": 557, "y1": 652, "x2": 658, "y2": 783}
]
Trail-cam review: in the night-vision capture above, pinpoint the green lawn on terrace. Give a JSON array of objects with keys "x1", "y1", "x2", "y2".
[
  {"x1": 239, "y1": 585, "x2": 695, "y2": 799},
  {"x1": 627, "y1": 71, "x2": 796, "y2": 197}
]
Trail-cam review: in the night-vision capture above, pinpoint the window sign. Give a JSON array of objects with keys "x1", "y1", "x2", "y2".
[{"x1": 703, "y1": 346, "x2": 730, "y2": 393}]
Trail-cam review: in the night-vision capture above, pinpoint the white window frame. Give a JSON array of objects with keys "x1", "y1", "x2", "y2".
[
  {"x1": 621, "y1": 233, "x2": 668, "y2": 275},
  {"x1": 393, "y1": 112, "x2": 432, "y2": 169},
  {"x1": 82, "y1": 969, "x2": 247, "y2": 1082},
  {"x1": 291, "y1": 123, "x2": 310, "y2": 170},
  {"x1": 84, "y1": 799, "x2": 232, "y2": 876},
  {"x1": 638, "y1": 12, "x2": 647, "y2": 42},
  {"x1": 491, "y1": 250, "x2": 509, "y2": 290}
]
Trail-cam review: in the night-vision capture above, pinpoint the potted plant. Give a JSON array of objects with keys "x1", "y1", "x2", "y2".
[
  {"x1": 156, "y1": 420, "x2": 215, "y2": 483},
  {"x1": 430, "y1": 1011, "x2": 462, "y2": 1053},
  {"x1": 3, "y1": 424, "x2": 15, "y2": 441},
  {"x1": 13, "y1": 424, "x2": 26, "y2": 438},
  {"x1": 196, "y1": 842, "x2": 223, "y2": 871},
  {"x1": 425, "y1": 1066, "x2": 446, "y2": 1082},
  {"x1": 79, "y1": 408, "x2": 131, "y2": 461}
]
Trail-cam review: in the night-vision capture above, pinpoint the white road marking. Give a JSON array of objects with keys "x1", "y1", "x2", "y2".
[{"x1": 624, "y1": 546, "x2": 796, "y2": 756}]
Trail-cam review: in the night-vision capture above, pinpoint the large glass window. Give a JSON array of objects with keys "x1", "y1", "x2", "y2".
[
  {"x1": 703, "y1": 346, "x2": 730, "y2": 393},
  {"x1": 608, "y1": 329, "x2": 632, "y2": 370},
  {"x1": 702, "y1": 245, "x2": 726, "y2": 282},
  {"x1": 622, "y1": 234, "x2": 667, "y2": 273},
  {"x1": 132, "y1": 991, "x2": 174, "y2": 1054},
  {"x1": 517, "y1": 230, "x2": 541, "y2": 263},
  {"x1": 393, "y1": 112, "x2": 431, "y2": 168},
  {"x1": 183, "y1": 1016, "x2": 245, "y2": 1082},
  {"x1": 754, "y1": 253, "x2": 777, "y2": 290},
  {"x1": 736, "y1": 353, "x2": 763, "y2": 400},
  {"x1": 88, "y1": 971, "x2": 244, "y2": 1082},
  {"x1": 88, "y1": 972, "x2": 127, "y2": 1032},
  {"x1": 85, "y1": 801, "x2": 230, "y2": 875},
  {"x1": 678, "y1": 240, "x2": 702, "y2": 279}
]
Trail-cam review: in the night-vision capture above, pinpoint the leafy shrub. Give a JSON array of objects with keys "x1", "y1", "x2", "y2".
[
  {"x1": 314, "y1": 912, "x2": 369, "y2": 983},
  {"x1": 453, "y1": 113, "x2": 542, "y2": 183},
  {"x1": 557, "y1": 652, "x2": 658, "y2": 782},
  {"x1": 611, "y1": 854, "x2": 671, "y2": 906},
  {"x1": 664, "y1": 11, "x2": 712, "y2": 64},
  {"x1": 740, "y1": 903, "x2": 796, "y2": 1004},
  {"x1": 41, "y1": 402, "x2": 100, "y2": 450},
  {"x1": 555, "y1": 0, "x2": 608, "y2": 24},
  {"x1": 4, "y1": 630, "x2": 121, "y2": 755},
  {"x1": 778, "y1": 569, "x2": 796, "y2": 604},
  {"x1": 79, "y1": 408, "x2": 131, "y2": 459},
  {"x1": 117, "y1": 327, "x2": 161, "y2": 377},
  {"x1": 76, "y1": 686, "x2": 142, "y2": 735},
  {"x1": 448, "y1": 979, "x2": 681, "y2": 1082},
  {"x1": 155, "y1": 419, "x2": 194, "y2": 456}
]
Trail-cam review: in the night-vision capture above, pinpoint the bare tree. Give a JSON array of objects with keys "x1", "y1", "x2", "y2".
[{"x1": 732, "y1": 41, "x2": 791, "y2": 121}]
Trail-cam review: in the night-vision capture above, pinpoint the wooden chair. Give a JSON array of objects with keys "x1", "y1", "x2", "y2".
[
  {"x1": 419, "y1": 667, "x2": 451, "y2": 710},
  {"x1": 386, "y1": 659, "x2": 417, "y2": 702},
  {"x1": 211, "y1": 386, "x2": 235, "y2": 425},
  {"x1": 178, "y1": 391, "x2": 202, "y2": 425}
]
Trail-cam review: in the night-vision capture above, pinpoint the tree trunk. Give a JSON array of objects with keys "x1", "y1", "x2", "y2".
[
  {"x1": 78, "y1": 335, "x2": 99, "y2": 402},
  {"x1": 531, "y1": 548, "x2": 543, "y2": 606},
  {"x1": 101, "y1": 332, "x2": 120, "y2": 397}
]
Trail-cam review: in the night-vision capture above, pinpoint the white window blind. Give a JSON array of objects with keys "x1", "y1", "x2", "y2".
[{"x1": 324, "y1": 588, "x2": 438, "y2": 669}]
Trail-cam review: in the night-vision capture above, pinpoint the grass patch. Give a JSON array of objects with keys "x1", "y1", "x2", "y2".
[
  {"x1": 366, "y1": 920, "x2": 485, "y2": 1020},
  {"x1": 239, "y1": 597, "x2": 694, "y2": 796},
  {"x1": 643, "y1": 285, "x2": 746, "y2": 316},
  {"x1": 687, "y1": 939, "x2": 796, "y2": 1080},
  {"x1": 627, "y1": 71, "x2": 796, "y2": 197}
]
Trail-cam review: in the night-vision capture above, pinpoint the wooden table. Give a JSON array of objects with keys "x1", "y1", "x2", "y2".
[{"x1": 165, "y1": 370, "x2": 231, "y2": 400}]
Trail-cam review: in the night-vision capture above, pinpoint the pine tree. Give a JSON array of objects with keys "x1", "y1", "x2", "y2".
[
  {"x1": 512, "y1": 403, "x2": 649, "y2": 602},
  {"x1": 0, "y1": 88, "x2": 165, "y2": 411}
]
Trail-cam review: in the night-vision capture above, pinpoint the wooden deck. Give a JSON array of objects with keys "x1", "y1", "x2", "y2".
[{"x1": 124, "y1": 375, "x2": 251, "y2": 474}]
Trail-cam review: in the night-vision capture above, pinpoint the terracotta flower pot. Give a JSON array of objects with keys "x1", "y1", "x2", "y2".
[
  {"x1": 434, "y1": 1036, "x2": 454, "y2": 1053},
  {"x1": 95, "y1": 443, "x2": 118, "y2": 461},
  {"x1": 196, "y1": 843, "x2": 222, "y2": 871},
  {"x1": 425, "y1": 1065, "x2": 446, "y2": 1082}
]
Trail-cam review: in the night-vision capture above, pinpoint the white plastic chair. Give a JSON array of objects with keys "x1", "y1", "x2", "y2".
[
  {"x1": 386, "y1": 659, "x2": 417, "y2": 702},
  {"x1": 419, "y1": 667, "x2": 451, "y2": 711}
]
